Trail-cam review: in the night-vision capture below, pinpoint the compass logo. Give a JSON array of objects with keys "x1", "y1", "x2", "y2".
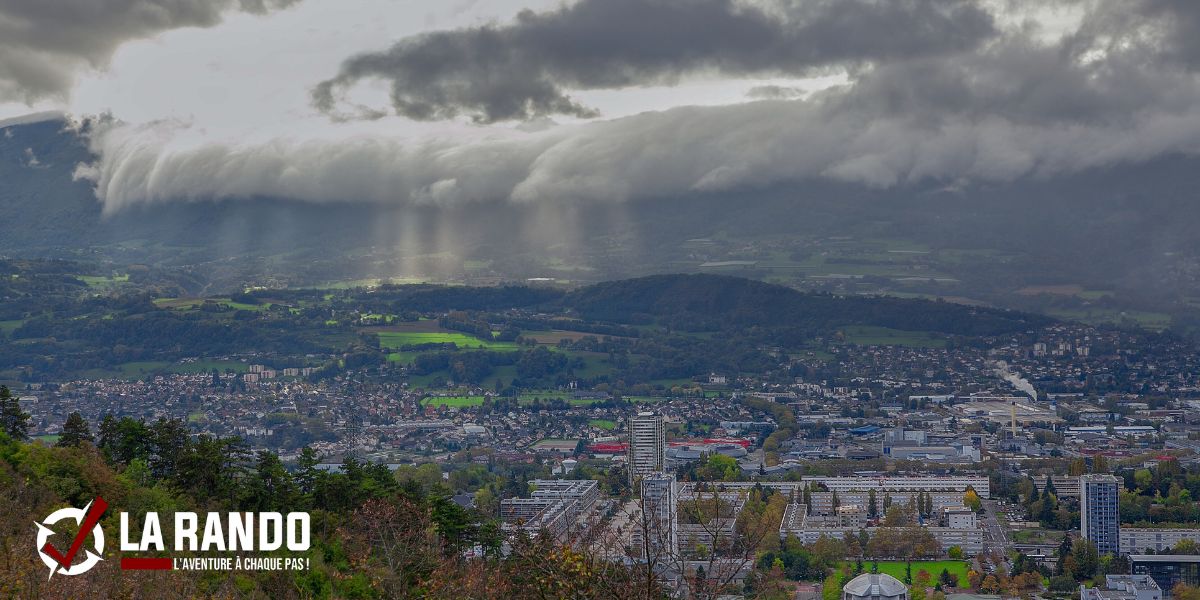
[{"x1": 35, "y1": 497, "x2": 107, "y2": 579}]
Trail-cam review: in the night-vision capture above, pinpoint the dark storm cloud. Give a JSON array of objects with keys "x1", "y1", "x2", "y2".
[
  {"x1": 838, "y1": 33, "x2": 1200, "y2": 127},
  {"x1": 313, "y1": 0, "x2": 997, "y2": 123},
  {"x1": 745, "y1": 85, "x2": 807, "y2": 100},
  {"x1": 1078, "y1": 0, "x2": 1200, "y2": 70},
  {"x1": 78, "y1": 0, "x2": 1200, "y2": 210},
  {"x1": 0, "y1": 0, "x2": 301, "y2": 103}
]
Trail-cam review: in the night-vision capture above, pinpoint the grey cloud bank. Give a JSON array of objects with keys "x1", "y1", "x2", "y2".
[
  {"x1": 64, "y1": 0, "x2": 1200, "y2": 211},
  {"x1": 0, "y1": 0, "x2": 301, "y2": 104},
  {"x1": 77, "y1": 92, "x2": 1200, "y2": 212},
  {"x1": 313, "y1": 0, "x2": 996, "y2": 123}
]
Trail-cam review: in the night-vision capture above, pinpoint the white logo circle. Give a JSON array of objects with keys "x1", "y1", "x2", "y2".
[{"x1": 35, "y1": 502, "x2": 104, "y2": 578}]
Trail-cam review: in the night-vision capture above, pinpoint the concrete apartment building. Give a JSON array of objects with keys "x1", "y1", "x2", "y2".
[
  {"x1": 629, "y1": 411, "x2": 666, "y2": 486},
  {"x1": 801, "y1": 475, "x2": 990, "y2": 498},
  {"x1": 1082, "y1": 474, "x2": 1122, "y2": 556},
  {"x1": 635, "y1": 473, "x2": 679, "y2": 560},
  {"x1": 1081, "y1": 575, "x2": 1162, "y2": 600},
  {"x1": 1121, "y1": 529, "x2": 1200, "y2": 555}
]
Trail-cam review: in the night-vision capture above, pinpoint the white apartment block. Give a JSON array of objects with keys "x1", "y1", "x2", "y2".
[
  {"x1": 1120, "y1": 528, "x2": 1200, "y2": 554},
  {"x1": 801, "y1": 476, "x2": 990, "y2": 498},
  {"x1": 629, "y1": 412, "x2": 666, "y2": 485}
]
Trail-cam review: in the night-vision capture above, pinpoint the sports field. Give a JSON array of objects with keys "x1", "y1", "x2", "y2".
[
  {"x1": 839, "y1": 560, "x2": 969, "y2": 581},
  {"x1": 422, "y1": 395, "x2": 486, "y2": 408},
  {"x1": 377, "y1": 331, "x2": 518, "y2": 350}
]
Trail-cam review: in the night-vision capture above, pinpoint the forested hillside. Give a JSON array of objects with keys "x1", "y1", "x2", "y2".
[
  {"x1": 0, "y1": 422, "x2": 662, "y2": 599},
  {"x1": 565, "y1": 274, "x2": 1052, "y2": 336}
]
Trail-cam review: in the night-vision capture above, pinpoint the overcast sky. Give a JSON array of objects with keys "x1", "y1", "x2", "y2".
[{"x1": 2, "y1": 0, "x2": 1198, "y2": 212}]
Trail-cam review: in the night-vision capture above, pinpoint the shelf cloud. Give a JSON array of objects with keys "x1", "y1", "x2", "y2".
[{"x1": 62, "y1": 0, "x2": 1200, "y2": 211}]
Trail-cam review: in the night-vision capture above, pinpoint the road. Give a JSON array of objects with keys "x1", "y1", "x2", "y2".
[{"x1": 981, "y1": 498, "x2": 1012, "y2": 557}]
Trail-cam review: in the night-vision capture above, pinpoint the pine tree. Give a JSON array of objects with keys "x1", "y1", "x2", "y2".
[
  {"x1": 0, "y1": 385, "x2": 29, "y2": 440},
  {"x1": 868, "y1": 488, "x2": 879, "y2": 517},
  {"x1": 1044, "y1": 475, "x2": 1058, "y2": 498},
  {"x1": 56, "y1": 412, "x2": 92, "y2": 447}
]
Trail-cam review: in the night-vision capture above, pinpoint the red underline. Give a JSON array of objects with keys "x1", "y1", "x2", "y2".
[{"x1": 120, "y1": 557, "x2": 173, "y2": 570}]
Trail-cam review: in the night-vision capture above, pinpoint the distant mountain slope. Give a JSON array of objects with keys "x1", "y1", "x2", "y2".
[
  {"x1": 565, "y1": 273, "x2": 1052, "y2": 336},
  {"x1": 0, "y1": 117, "x2": 102, "y2": 251},
  {"x1": 3, "y1": 113, "x2": 1200, "y2": 318}
]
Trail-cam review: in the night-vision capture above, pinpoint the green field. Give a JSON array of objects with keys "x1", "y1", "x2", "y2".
[
  {"x1": 1046, "y1": 308, "x2": 1172, "y2": 331},
  {"x1": 839, "y1": 560, "x2": 969, "y2": 582},
  {"x1": 568, "y1": 352, "x2": 615, "y2": 378},
  {"x1": 107, "y1": 361, "x2": 172, "y2": 378},
  {"x1": 840, "y1": 326, "x2": 946, "y2": 348},
  {"x1": 79, "y1": 359, "x2": 253, "y2": 380},
  {"x1": 313, "y1": 277, "x2": 431, "y2": 290},
  {"x1": 154, "y1": 297, "x2": 203, "y2": 310},
  {"x1": 154, "y1": 297, "x2": 271, "y2": 312},
  {"x1": 77, "y1": 274, "x2": 129, "y2": 288},
  {"x1": 386, "y1": 351, "x2": 422, "y2": 364},
  {"x1": 377, "y1": 331, "x2": 518, "y2": 350},
  {"x1": 422, "y1": 395, "x2": 486, "y2": 408},
  {"x1": 518, "y1": 391, "x2": 598, "y2": 406},
  {"x1": 589, "y1": 419, "x2": 617, "y2": 430},
  {"x1": 625, "y1": 396, "x2": 670, "y2": 404},
  {"x1": 171, "y1": 360, "x2": 250, "y2": 374}
]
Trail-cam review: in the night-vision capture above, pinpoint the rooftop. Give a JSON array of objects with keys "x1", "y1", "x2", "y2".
[{"x1": 844, "y1": 573, "x2": 907, "y2": 598}]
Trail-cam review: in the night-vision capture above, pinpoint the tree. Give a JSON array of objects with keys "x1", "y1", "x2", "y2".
[
  {"x1": 1048, "y1": 575, "x2": 1076, "y2": 592},
  {"x1": 56, "y1": 412, "x2": 92, "y2": 447},
  {"x1": 1070, "y1": 538, "x2": 1100, "y2": 581},
  {"x1": 246, "y1": 451, "x2": 301, "y2": 511},
  {"x1": 939, "y1": 568, "x2": 959, "y2": 589},
  {"x1": 980, "y1": 575, "x2": 1001, "y2": 594},
  {"x1": 884, "y1": 505, "x2": 914, "y2": 527},
  {"x1": 1038, "y1": 493, "x2": 1057, "y2": 524},
  {"x1": 947, "y1": 546, "x2": 964, "y2": 560},
  {"x1": 0, "y1": 385, "x2": 29, "y2": 440},
  {"x1": 963, "y1": 487, "x2": 982, "y2": 512},
  {"x1": 1056, "y1": 533, "x2": 1074, "y2": 575},
  {"x1": 697, "y1": 454, "x2": 739, "y2": 482},
  {"x1": 294, "y1": 446, "x2": 322, "y2": 497},
  {"x1": 1069, "y1": 458, "x2": 1087, "y2": 476},
  {"x1": 1173, "y1": 584, "x2": 1200, "y2": 600},
  {"x1": 811, "y1": 535, "x2": 849, "y2": 571},
  {"x1": 868, "y1": 489, "x2": 879, "y2": 518},
  {"x1": 966, "y1": 569, "x2": 983, "y2": 590},
  {"x1": 1043, "y1": 476, "x2": 1058, "y2": 498}
]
